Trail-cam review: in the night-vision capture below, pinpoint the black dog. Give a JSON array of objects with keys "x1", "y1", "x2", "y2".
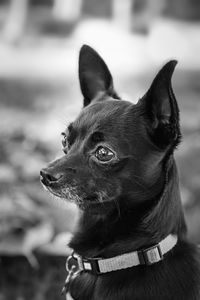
[{"x1": 40, "y1": 45, "x2": 200, "y2": 300}]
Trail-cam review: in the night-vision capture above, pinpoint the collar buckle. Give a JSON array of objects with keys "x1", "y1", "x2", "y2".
[
  {"x1": 142, "y1": 244, "x2": 163, "y2": 265},
  {"x1": 66, "y1": 252, "x2": 81, "y2": 273}
]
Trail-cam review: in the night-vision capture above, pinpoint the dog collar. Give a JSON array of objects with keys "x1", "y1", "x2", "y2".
[{"x1": 66, "y1": 234, "x2": 177, "y2": 275}]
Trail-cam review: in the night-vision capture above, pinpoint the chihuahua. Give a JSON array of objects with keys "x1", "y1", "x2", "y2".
[{"x1": 40, "y1": 45, "x2": 200, "y2": 300}]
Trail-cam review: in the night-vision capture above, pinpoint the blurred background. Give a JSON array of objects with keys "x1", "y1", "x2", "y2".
[{"x1": 0, "y1": 0, "x2": 200, "y2": 299}]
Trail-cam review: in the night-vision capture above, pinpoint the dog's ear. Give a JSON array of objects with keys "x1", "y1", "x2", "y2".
[
  {"x1": 79, "y1": 45, "x2": 119, "y2": 107},
  {"x1": 142, "y1": 60, "x2": 181, "y2": 148}
]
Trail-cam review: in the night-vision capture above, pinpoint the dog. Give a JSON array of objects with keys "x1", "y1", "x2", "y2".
[{"x1": 40, "y1": 45, "x2": 200, "y2": 300}]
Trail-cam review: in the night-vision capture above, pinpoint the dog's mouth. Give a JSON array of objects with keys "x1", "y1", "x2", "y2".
[
  {"x1": 41, "y1": 180, "x2": 114, "y2": 211},
  {"x1": 41, "y1": 181, "x2": 82, "y2": 202}
]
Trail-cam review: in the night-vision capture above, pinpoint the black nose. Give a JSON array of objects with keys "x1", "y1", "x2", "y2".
[{"x1": 40, "y1": 169, "x2": 63, "y2": 186}]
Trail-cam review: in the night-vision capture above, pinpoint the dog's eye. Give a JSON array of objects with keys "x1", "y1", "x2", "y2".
[{"x1": 95, "y1": 146, "x2": 115, "y2": 162}]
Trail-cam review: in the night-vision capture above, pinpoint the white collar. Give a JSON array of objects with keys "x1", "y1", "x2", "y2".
[{"x1": 68, "y1": 234, "x2": 178, "y2": 274}]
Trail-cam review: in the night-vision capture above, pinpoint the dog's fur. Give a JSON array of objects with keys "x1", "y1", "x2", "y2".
[{"x1": 41, "y1": 45, "x2": 200, "y2": 299}]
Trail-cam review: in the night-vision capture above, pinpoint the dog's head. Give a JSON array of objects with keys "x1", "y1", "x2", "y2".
[{"x1": 40, "y1": 45, "x2": 181, "y2": 214}]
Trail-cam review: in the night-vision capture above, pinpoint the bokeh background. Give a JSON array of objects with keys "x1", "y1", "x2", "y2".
[{"x1": 0, "y1": 0, "x2": 200, "y2": 299}]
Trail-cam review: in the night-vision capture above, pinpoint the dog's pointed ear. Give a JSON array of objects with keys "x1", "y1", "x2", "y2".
[
  {"x1": 142, "y1": 60, "x2": 181, "y2": 148},
  {"x1": 79, "y1": 45, "x2": 119, "y2": 107}
]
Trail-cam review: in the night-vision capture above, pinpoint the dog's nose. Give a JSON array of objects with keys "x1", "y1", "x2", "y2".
[{"x1": 40, "y1": 169, "x2": 63, "y2": 186}]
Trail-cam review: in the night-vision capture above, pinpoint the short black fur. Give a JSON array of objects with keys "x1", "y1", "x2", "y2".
[{"x1": 41, "y1": 45, "x2": 200, "y2": 300}]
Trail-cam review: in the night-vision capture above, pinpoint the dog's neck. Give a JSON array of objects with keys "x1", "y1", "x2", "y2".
[{"x1": 69, "y1": 157, "x2": 187, "y2": 258}]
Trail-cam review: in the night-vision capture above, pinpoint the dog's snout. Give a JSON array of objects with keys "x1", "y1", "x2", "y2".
[{"x1": 40, "y1": 169, "x2": 63, "y2": 186}]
